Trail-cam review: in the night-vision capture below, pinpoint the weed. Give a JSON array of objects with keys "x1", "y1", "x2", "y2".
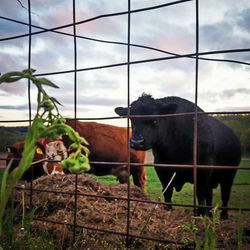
[
  {"x1": 0, "y1": 69, "x2": 90, "y2": 240},
  {"x1": 182, "y1": 204, "x2": 221, "y2": 250},
  {"x1": 237, "y1": 210, "x2": 243, "y2": 250}
]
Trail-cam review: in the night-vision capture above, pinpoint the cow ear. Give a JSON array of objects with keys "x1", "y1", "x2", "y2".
[
  {"x1": 115, "y1": 107, "x2": 128, "y2": 116},
  {"x1": 159, "y1": 103, "x2": 178, "y2": 114}
]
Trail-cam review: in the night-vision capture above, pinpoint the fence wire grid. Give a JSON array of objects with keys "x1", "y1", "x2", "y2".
[{"x1": 1, "y1": 0, "x2": 250, "y2": 247}]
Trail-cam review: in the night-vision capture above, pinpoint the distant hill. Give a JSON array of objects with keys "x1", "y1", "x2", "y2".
[
  {"x1": 0, "y1": 115, "x2": 249, "y2": 156},
  {"x1": 0, "y1": 126, "x2": 28, "y2": 151}
]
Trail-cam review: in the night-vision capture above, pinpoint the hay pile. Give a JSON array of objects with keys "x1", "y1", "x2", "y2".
[{"x1": 13, "y1": 174, "x2": 250, "y2": 249}]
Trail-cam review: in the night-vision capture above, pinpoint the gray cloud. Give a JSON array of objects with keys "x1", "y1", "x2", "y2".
[
  {"x1": 200, "y1": 6, "x2": 250, "y2": 65},
  {"x1": 236, "y1": 8, "x2": 250, "y2": 33},
  {"x1": 0, "y1": 0, "x2": 29, "y2": 22},
  {"x1": 200, "y1": 23, "x2": 232, "y2": 50},
  {"x1": 222, "y1": 88, "x2": 250, "y2": 98},
  {"x1": 200, "y1": 88, "x2": 250, "y2": 100},
  {"x1": 0, "y1": 0, "x2": 249, "y2": 121},
  {"x1": 0, "y1": 80, "x2": 28, "y2": 96},
  {"x1": 0, "y1": 104, "x2": 29, "y2": 110},
  {"x1": 77, "y1": 95, "x2": 125, "y2": 107},
  {"x1": 77, "y1": 77, "x2": 120, "y2": 90},
  {"x1": 0, "y1": 19, "x2": 28, "y2": 38},
  {"x1": 0, "y1": 40, "x2": 29, "y2": 95},
  {"x1": 215, "y1": 106, "x2": 250, "y2": 112}
]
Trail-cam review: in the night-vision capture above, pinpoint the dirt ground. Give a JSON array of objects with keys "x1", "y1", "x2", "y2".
[{"x1": 11, "y1": 174, "x2": 250, "y2": 249}]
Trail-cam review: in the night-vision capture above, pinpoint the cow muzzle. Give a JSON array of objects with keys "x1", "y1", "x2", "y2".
[{"x1": 130, "y1": 138, "x2": 145, "y2": 150}]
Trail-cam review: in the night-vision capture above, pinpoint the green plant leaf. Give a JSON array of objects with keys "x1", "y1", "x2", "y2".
[
  {"x1": 22, "y1": 68, "x2": 36, "y2": 75},
  {"x1": 0, "y1": 69, "x2": 90, "y2": 237},
  {"x1": 37, "y1": 78, "x2": 59, "y2": 88},
  {"x1": 0, "y1": 165, "x2": 10, "y2": 204},
  {"x1": 81, "y1": 145, "x2": 90, "y2": 157},
  {"x1": 0, "y1": 71, "x2": 24, "y2": 83},
  {"x1": 50, "y1": 97, "x2": 63, "y2": 106}
]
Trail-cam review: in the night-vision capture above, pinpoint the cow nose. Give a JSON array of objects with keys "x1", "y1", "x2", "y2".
[{"x1": 130, "y1": 136, "x2": 145, "y2": 149}]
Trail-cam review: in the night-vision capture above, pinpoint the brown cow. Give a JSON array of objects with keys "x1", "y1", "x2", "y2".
[
  {"x1": 7, "y1": 139, "x2": 66, "y2": 181},
  {"x1": 63, "y1": 120, "x2": 146, "y2": 190}
]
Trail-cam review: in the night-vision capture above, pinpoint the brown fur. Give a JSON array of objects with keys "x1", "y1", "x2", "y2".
[{"x1": 64, "y1": 120, "x2": 146, "y2": 190}]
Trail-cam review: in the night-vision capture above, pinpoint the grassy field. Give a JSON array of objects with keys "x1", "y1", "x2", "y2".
[
  {"x1": 92, "y1": 160, "x2": 250, "y2": 209},
  {"x1": 1, "y1": 160, "x2": 250, "y2": 209}
]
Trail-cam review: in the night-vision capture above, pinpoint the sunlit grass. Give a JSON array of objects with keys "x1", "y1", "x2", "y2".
[{"x1": 93, "y1": 160, "x2": 250, "y2": 209}]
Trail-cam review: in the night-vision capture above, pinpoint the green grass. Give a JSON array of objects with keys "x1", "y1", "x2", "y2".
[{"x1": 93, "y1": 160, "x2": 250, "y2": 209}]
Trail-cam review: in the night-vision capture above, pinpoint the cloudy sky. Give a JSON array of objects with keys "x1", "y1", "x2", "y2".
[{"x1": 0, "y1": 0, "x2": 250, "y2": 126}]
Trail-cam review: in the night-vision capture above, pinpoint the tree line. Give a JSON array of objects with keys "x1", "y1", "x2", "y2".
[
  {"x1": 0, "y1": 127, "x2": 27, "y2": 151},
  {"x1": 216, "y1": 114, "x2": 250, "y2": 157},
  {"x1": 0, "y1": 115, "x2": 249, "y2": 156}
]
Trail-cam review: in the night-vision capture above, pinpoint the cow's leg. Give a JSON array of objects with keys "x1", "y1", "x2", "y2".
[
  {"x1": 131, "y1": 165, "x2": 147, "y2": 191},
  {"x1": 196, "y1": 152, "x2": 214, "y2": 216},
  {"x1": 219, "y1": 168, "x2": 237, "y2": 220},
  {"x1": 205, "y1": 187, "x2": 213, "y2": 217},
  {"x1": 196, "y1": 169, "x2": 211, "y2": 216},
  {"x1": 205, "y1": 188, "x2": 213, "y2": 206},
  {"x1": 196, "y1": 188, "x2": 207, "y2": 216},
  {"x1": 220, "y1": 184, "x2": 230, "y2": 219},
  {"x1": 220, "y1": 180, "x2": 233, "y2": 220},
  {"x1": 163, "y1": 186, "x2": 174, "y2": 209},
  {"x1": 115, "y1": 168, "x2": 129, "y2": 184}
]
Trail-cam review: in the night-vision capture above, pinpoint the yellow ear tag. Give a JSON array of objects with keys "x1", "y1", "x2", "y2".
[{"x1": 36, "y1": 147, "x2": 43, "y2": 155}]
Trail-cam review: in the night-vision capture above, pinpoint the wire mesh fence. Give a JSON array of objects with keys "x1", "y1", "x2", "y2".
[{"x1": 1, "y1": 0, "x2": 250, "y2": 247}]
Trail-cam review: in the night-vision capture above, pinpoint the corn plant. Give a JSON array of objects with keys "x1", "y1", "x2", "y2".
[
  {"x1": 237, "y1": 209, "x2": 243, "y2": 250},
  {"x1": 202, "y1": 205, "x2": 221, "y2": 250},
  {"x1": 182, "y1": 205, "x2": 221, "y2": 250},
  {"x1": 0, "y1": 69, "x2": 90, "y2": 237},
  {"x1": 183, "y1": 216, "x2": 201, "y2": 250}
]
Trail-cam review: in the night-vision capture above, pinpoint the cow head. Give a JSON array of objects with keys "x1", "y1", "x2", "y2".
[
  {"x1": 7, "y1": 140, "x2": 46, "y2": 166},
  {"x1": 43, "y1": 140, "x2": 68, "y2": 175},
  {"x1": 45, "y1": 140, "x2": 68, "y2": 161},
  {"x1": 115, "y1": 94, "x2": 177, "y2": 151},
  {"x1": 7, "y1": 139, "x2": 47, "y2": 180}
]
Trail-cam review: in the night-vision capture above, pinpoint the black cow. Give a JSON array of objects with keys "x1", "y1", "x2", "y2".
[{"x1": 115, "y1": 94, "x2": 241, "y2": 219}]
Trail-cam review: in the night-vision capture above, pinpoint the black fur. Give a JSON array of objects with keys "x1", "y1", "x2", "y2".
[{"x1": 115, "y1": 94, "x2": 241, "y2": 219}]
